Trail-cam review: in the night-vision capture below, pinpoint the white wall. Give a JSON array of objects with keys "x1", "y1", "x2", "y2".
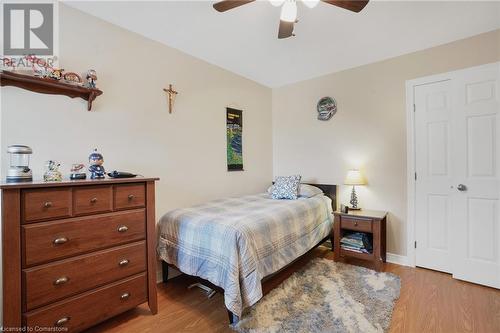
[
  {"x1": 272, "y1": 29, "x2": 500, "y2": 256},
  {"x1": 0, "y1": 4, "x2": 273, "y2": 301},
  {"x1": 1, "y1": 4, "x2": 273, "y2": 211}
]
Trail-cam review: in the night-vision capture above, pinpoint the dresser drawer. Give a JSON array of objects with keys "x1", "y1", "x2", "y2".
[
  {"x1": 22, "y1": 188, "x2": 72, "y2": 223},
  {"x1": 73, "y1": 185, "x2": 112, "y2": 215},
  {"x1": 24, "y1": 241, "x2": 146, "y2": 311},
  {"x1": 22, "y1": 209, "x2": 146, "y2": 267},
  {"x1": 23, "y1": 273, "x2": 147, "y2": 332},
  {"x1": 341, "y1": 216, "x2": 372, "y2": 232},
  {"x1": 114, "y1": 184, "x2": 145, "y2": 210}
]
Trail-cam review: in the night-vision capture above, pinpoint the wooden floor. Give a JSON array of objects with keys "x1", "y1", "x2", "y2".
[{"x1": 88, "y1": 246, "x2": 500, "y2": 333}]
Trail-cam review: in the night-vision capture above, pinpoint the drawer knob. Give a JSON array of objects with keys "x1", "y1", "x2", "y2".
[
  {"x1": 354, "y1": 222, "x2": 358, "y2": 226},
  {"x1": 119, "y1": 259, "x2": 130, "y2": 267},
  {"x1": 120, "y1": 292, "x2": 130, "y2": 300},
  {"x1": 90, "y1": 197, "x2": 98, "y2": 203},
  {"x1": 128, "y1": 194, "x2": 135, "y2": 200},
  {"x1": 117, "y1": 225, "x2": 129, "y2": 233},
  {"x1": 44, "y1": 201, "x2": 53, "y2": 208},
  {"x1": 55, "y1": 316, "x2": 70, "y2": 327},
  {"x1": 54, "y1": 276, "x2": 69, "y2": 285},
  {"x1": 53, "y1": 237, "x2": 68, "y2": 245}
]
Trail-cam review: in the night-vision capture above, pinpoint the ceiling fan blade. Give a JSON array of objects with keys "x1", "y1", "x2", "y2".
[
  {"x1": 321, "y1": 0, "x2": 369, "y2": 13},
  {"x1": 213, "y1": 0, "x2": 255, "y2": 12},
  {"x1": 278, "y1": 20, "x2": 295, "y2": 39}
]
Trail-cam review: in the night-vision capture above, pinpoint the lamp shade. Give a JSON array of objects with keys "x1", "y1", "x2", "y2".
[{"x1": 344, "y1": 169, "x2": 365, "y2": 185}]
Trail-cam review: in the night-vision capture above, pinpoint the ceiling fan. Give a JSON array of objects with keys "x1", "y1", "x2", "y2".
[{"x1": 213, "y1": 0, "x2": 369, "y2": 39}]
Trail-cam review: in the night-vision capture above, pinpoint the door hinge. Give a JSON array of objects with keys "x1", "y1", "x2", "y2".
[
  {"x1": 414, "y1": 241, "x2": 417, "y2": 249},
  {"x1": 415, "y1": 172, "x2": 417, "y2": 181}
]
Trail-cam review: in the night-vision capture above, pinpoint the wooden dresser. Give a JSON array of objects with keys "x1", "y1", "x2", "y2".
[{"x1": 1, "y1": 177, "x2": 159, "y2": 331}]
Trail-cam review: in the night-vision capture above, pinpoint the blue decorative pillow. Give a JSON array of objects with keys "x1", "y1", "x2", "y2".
[{"x1": 271, "y1": 175, "x2": 302, "y2": 200}]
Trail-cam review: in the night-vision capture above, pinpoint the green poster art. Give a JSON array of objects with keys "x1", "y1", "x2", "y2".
[{"x1": 226, "y1": 108, "x2": 243, "y2": 171}]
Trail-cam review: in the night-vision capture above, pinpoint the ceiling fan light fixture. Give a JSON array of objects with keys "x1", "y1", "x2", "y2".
[
  {"x1": 269, "y1": 0, "x2": 285, "y2": 7},
  {"x1": 280, "y1": 0, "x2": 297, "y2": 22},
  {"x1": 302, "y1": 0, "x2": 320, "y2": 9}
]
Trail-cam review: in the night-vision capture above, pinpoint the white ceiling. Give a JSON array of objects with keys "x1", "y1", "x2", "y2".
[{"x1": 66, "y1": 1, "x2": 500, "y2": 87}]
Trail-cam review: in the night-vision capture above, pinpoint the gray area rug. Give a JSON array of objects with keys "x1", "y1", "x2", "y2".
[{"x1": 234, "y1": 258, "x2": 400, "y2": 333}]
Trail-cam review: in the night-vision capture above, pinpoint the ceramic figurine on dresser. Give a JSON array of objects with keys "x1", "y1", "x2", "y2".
[
  {"x1": 43, "y1": 160, "x2": 62, "y2": 181},
  {"x1": 88, "y1": 149, "x2": 105, "y2": 179}
]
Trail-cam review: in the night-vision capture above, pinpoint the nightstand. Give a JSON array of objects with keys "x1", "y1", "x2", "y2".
[{"x1": 333, "y1": 210, "x2": 387, "y2": 271}]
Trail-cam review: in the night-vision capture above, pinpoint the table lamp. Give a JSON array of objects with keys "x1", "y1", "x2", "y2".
[{"x1": 344, "y1": 169, "x2": 365, "y2": 210}]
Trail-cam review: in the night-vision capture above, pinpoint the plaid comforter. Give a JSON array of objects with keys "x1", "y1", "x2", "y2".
[{"x1": 157, "y1": 193, "x2": 333, "y2": 317}]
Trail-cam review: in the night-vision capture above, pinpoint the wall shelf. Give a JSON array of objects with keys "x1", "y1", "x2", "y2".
[{"x1": 0, "y1": 70, "x2": 103, "y2": 111}]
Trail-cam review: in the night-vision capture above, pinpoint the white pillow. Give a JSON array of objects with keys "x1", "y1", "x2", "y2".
[
  {"x1": 267, "y1": 183, "x2": 323, "y2": 198},
  {"x1": 298, "y1": 184, "x2": 323, "y2": 198}
]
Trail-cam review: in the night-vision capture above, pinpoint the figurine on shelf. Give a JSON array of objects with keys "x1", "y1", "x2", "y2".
[
  {"x1": 88, "y1": 149, "x2": 105, "y2": 179},
  {"x1": 85, "y1": 69, "x2": 97, "y2": 88},
  {"x1": 43, "y1": 160, "x2": 63, "y2": 182},
  {"x1": 70, "y1": 163, "x2": 87, "y2": 180},
  {"x1": 49, "y1": 68, "x2": 64, "y2": 80},
  {"x1": 63, "y1": 72, "x2": 83, "y2": 85}
]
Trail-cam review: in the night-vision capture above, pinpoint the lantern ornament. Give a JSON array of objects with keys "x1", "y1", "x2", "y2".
[{"x1": 6, "y1": 145, "x2": 33, "y2": 182}]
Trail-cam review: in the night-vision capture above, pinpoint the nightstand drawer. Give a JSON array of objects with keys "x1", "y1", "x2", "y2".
[{"x1": 341, "y1": 216, "x2": 372, "y2": 232}]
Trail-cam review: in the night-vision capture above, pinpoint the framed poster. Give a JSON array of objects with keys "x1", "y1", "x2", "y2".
[{"x1": 226, "y1": 108, "x2": 243, "y2": 171}]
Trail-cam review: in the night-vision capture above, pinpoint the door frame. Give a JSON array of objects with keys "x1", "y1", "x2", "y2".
[{"x1": 405, "y1": 62, "x2": 499, "y2": 268}]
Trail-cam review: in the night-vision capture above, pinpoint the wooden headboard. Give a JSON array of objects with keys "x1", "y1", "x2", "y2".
[
  {"x1": 305, "y1": 183, "x2": 337, "y2": 211},
  {"x1": 272, "y1": 182, "x2": 337, "y2": 211}
]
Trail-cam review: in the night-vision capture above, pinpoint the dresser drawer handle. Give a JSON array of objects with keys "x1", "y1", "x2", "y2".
[
  {"x1": 90, "y1": 197, "x2": 98, "y2": 203},
  {"x1": 120, "y1": 292, "x2": 130, "y2": 300},
  {"x1": 55, "y1": 316, "x2": 70, "y2": 327},
  {"x1": 53, "y1": 237, "x2": 68, "y2": 245},
  {"x1": 128, "y1": 194, "x2": 135, "y2": 200},
  {"x1": 54, "y1": 276, "x2": 69, "y2": 285},
  {"x1": 117, "y1": 225, "x2": 128, "y2": 233},
  {"x1": 354, "y1": 222, "x2": 358, "y2": 226},
  {"x1": 119, "y1": 259, "x2": 129, "y2": 267},
  {"x1": 44, "y1": 201, "x2": 53, "y2": 208}
]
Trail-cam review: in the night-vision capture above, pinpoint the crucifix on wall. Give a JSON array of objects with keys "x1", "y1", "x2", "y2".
[{"x1": 163, "y1": 84, "x2": 178, "y2": 114}]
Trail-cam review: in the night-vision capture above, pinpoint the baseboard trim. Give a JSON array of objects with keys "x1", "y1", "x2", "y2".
[{"x1": 386, "y1": 253, "x2": 410, "y2": 267}]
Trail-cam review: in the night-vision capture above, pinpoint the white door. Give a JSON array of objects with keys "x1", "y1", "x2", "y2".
[
  {"x1": 451, "y1": 63, "x2": 500, "y2": 288},
  {"x1": 415, "y1": 80, "x2": 454, "y2": 273},
  {"x1": 414, "y1": 63, "x2": 500, "y2": 288}
]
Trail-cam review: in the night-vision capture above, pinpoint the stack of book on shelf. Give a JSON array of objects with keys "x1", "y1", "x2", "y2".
[{"x1": 340, "y1": 232, "x2": 373, "y2": 254}]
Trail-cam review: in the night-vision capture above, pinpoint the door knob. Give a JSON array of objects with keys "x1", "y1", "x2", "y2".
[{"x1": 457, "y1": 184, "x2": 467, "y2": 191}]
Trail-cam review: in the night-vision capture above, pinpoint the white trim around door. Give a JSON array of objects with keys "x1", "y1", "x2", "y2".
[{"x1": 405, "y1": 62, "x2": 500, "y2": 269}]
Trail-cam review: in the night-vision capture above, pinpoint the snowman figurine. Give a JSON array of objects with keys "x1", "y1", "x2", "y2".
[{"x1": 88, "y1": 149, "x2": 105, "y2": 179}]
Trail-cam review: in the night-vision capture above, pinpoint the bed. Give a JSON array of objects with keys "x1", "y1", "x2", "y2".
[{"x1": 157, "y1": 184, "x2": 336, "y2": 321}]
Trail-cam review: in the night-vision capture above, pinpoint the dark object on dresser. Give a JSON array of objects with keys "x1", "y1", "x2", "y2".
[
  {"x1": 108, "y1": 171, "x2": 137, "y2": 178},
  {"x1": 0, "y1": 70, "x2": 103, "y2": 111},
  {"x1": 333, "y1": 210, "x2": 387, "y2": 271},
  {"x1": 1, "y1": 177, "x2": 159, "y2": 331}
]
